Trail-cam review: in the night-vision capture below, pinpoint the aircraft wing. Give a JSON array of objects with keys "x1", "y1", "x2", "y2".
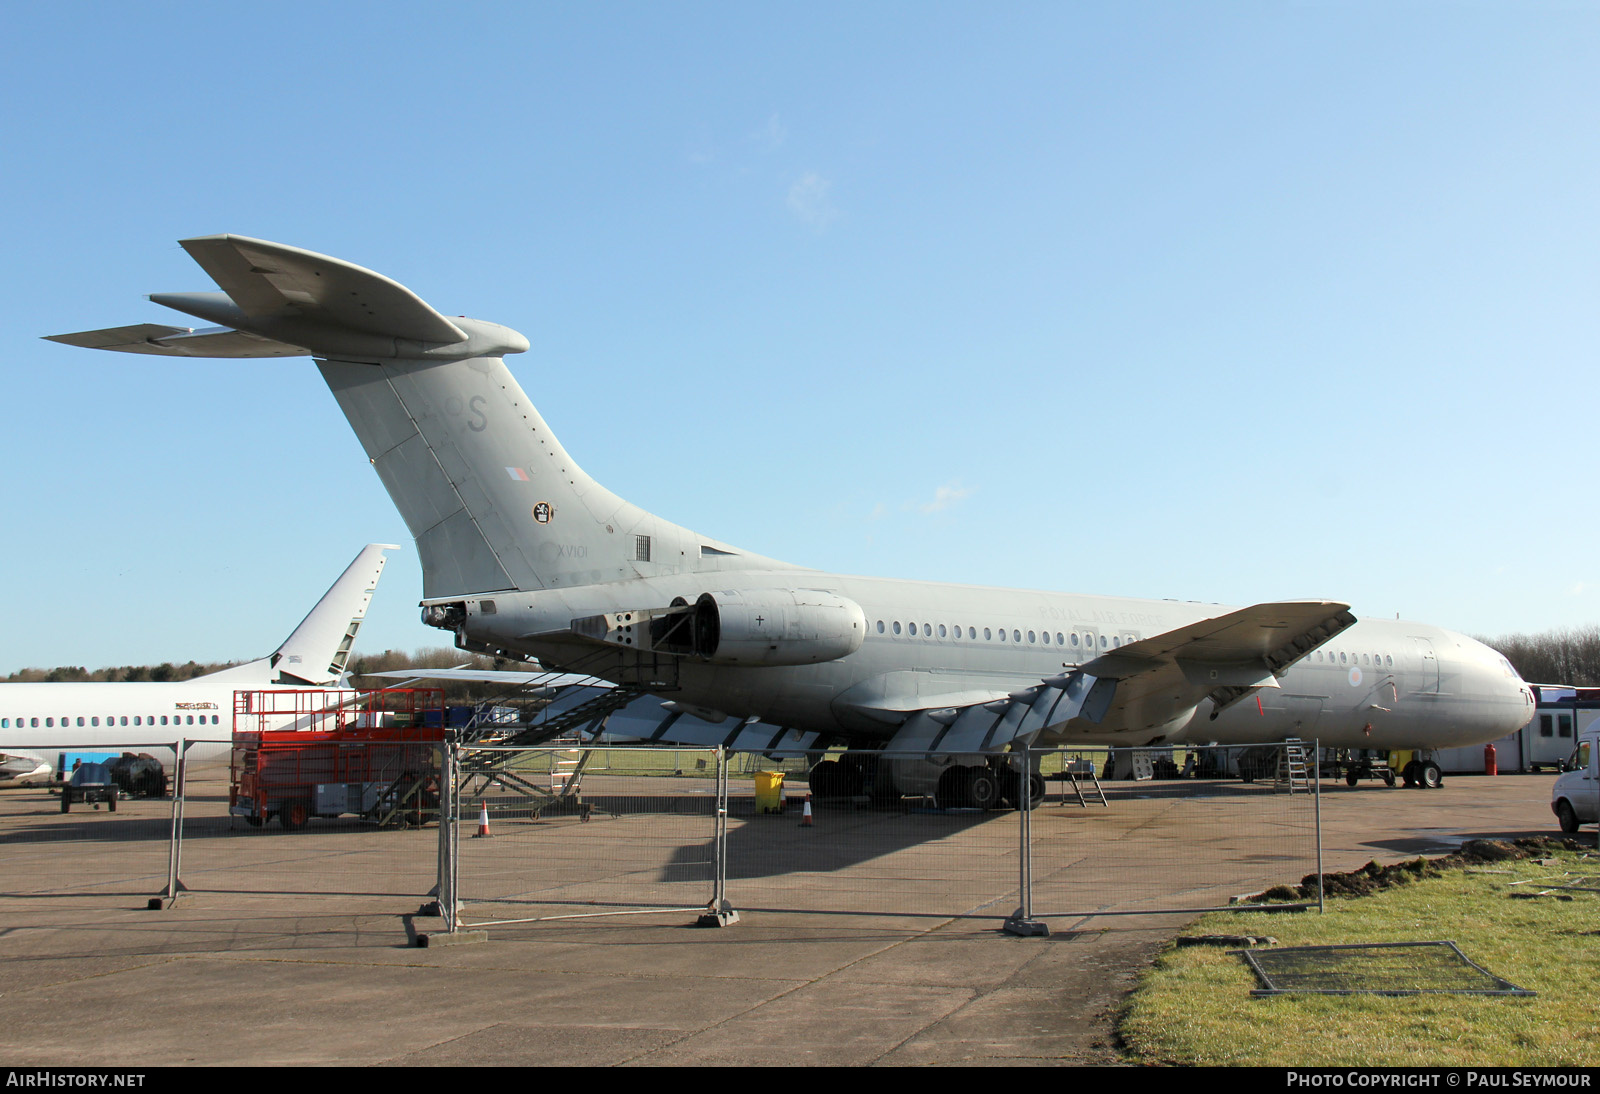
[
  {"x1": 362, "y1": 668, "x2": 604, "y2": 689},
  {"x1": 1073, "y1": 599, "x2": 1355, "y2": 736},
  {"x1": 43, "y1": 323, "x2": 308, "y2": 358},
  {"x1": 885, "y1": 600, "x2": 1355, "y2": 754}
]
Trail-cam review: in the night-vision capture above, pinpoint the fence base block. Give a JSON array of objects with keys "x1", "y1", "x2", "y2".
[
  {"x1": 696, "y1": 908, "x2": 741, "y2": 928},
  {"x1": 416, "y1": 930, "x2": 487, "y2": 947},
  {"x1": 1003, "y1": 916, "x2": 1050, "y2": 938}
]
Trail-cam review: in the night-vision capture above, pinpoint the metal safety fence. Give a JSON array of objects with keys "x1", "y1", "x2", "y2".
[{"x1": 2, "y1": 739, "x2": 1322, "y2": 933}]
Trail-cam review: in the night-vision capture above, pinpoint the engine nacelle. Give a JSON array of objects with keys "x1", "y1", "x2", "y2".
[{"x1": 638, "y1": 588, "x2": 865, "y2": 666}]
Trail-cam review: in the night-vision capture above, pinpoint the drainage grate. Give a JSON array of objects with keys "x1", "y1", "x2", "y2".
[{"x1": 1233, "y1": 941, "x2": 1535, "y2": 997}]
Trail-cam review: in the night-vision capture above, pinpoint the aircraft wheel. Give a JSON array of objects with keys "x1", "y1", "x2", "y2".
[
  {"x1": 1345, "y1": 770, "x2": 1360, "y2": 787},
  {"x1": 1401, "y1": 760, "x2": 1419, "y2": 788},
  {"x1": 1556, "y1": 800, "x2": 1579, "y2": 835},
  {"x1": 934, "y1": 767, "x2": 967, "y2": 809},
  {"x1": 1420, "y1": 761, "x2": 1443, "y2": 789},
  {"x1": 809, "y1": 760, "x2": 843, "y2": 798},
  {"x1": 280, "y1": 799, "x2": 311, "y2": 831},
  {"x1": 965, "y1": 768, "x2": 1000, "y2": 811}
]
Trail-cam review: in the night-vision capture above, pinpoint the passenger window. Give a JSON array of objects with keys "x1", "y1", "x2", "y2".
[
  {"x1": 984, "y1": 628, "x2": 991, "y2": 640},
  {"x1": 968, "y1": 627, "x2": 977, "y2": 639},
  {"x1": 893, "y1": 622, "x2": 901, "y2": 635},
  {"x1": 876, "y1": 620, "x2": 884, "y2": 634},
  {"x1": 999, "y1": 629, "x2": 1007, "y2": 642},
  {"x1": 1042, "y1": 631, "x2": 1050, "y2": 645},
  {"x1": 938, "y1": 624, "x2": 947, "y2": 638},
  {"x1": 1028, "y1": 631, "x2": 1036, "y2": 643},
  {"x1": 923, "y1": 623, "x2": 932, "y2": 637}
]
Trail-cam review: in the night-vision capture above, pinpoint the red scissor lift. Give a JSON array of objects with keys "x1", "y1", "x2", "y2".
[{"x1": 229, "y1": 688, "x2": 446, "y2": 831}]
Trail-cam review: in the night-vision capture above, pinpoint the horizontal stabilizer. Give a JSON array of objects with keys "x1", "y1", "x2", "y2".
[
  {"x1": 46, "y1": 234, "x2": 527, "y2": 361},
  {"x1": 44, "y1": 323, "x2": 307, "y2": 358},
  {"x1": 179, "y1": 235, "x2": 467, "y2": 343}
]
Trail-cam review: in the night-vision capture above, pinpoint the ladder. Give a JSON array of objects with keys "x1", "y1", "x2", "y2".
[
  {"x1": 1059, "y1": 757, "x2": 1109, "y2": 808},
  {"x1": 1275, "y1": 738, "x2": 1311, "y2": 793}
]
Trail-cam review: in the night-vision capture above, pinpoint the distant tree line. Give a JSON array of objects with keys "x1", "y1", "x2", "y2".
[
  {"x1": 4, "y1": 661, "x2": 228, "y2": 684},
  {"x1": 1477, "y1": 627, "x2": 1600, "y2": 687},
  {"x1": 4, "y1": 647, "x2": 533, "y2": 704}
]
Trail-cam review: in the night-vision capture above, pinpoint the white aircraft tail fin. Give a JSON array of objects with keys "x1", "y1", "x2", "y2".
[
  {"x1": 202, "y1": 543, "x2": 397, "y2": 687},
  {"x1": 269, "y1": 543, "x2": 398, "y2": 685}
]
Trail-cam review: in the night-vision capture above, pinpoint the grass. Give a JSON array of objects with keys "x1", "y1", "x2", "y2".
[{"x1": 1119, "y1": 845, "x2": 1600, "y2": 1067}]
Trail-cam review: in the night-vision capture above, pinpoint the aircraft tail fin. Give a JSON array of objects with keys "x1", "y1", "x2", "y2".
[
  {"x1": 269, "y1": 543, "x2": 398, "y2": 685},
  {"x1": 46, "y1": 235, "x2": 791, "y2": 600},
  {"x1": 204, "y1": 544, "x2": 398, "y2": 687}
]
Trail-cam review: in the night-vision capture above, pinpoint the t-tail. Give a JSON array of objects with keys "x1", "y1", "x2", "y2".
[{"x1": 46, "y1": 236, "x2": 793, "y2": 607}]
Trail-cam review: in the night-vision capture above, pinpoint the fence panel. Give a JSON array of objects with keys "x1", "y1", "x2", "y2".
[
  {"x1": 176, "y1": 740, "x2": 441, "y2": 897},
  {"x1": 453, "y1": 745, "x2": 720, "y2": 927},
  {"x1": 724, "y1": 752, "x2": 1024, "y2": 919},
  {"x1": 1028, "y1": 744, "x2": 1321, "y2": 918},
  {"x1": 0, "y1": 739, "x2": 181, "y2": 899}
]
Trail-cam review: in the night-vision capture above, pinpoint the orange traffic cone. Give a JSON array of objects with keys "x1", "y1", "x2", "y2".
[
  {"x1": 799, "y1": 794, "x2": 814, "y2": 828},
  {"x1": 474, "y1": 800, "x2": 492, "y2": 838}
]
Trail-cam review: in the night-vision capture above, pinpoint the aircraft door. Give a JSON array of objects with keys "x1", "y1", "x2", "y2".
[{"x1": 1409, "y1": 637, "x2": 1440, "y2": 694}]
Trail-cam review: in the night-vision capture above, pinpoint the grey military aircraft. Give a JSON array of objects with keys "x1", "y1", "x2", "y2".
[{"x1": 47, "y1": 236, "x2": 1535, "y2": 805}]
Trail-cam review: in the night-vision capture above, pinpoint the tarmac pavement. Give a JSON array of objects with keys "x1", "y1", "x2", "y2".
[{"x1": 0, "y1": 771, "x2": 1568, "y2": 1067}]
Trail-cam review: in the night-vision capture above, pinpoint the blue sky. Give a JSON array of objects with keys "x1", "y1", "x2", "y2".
[{"x1": 2, "y1": 2, "x2": 1597, "y2": 672}]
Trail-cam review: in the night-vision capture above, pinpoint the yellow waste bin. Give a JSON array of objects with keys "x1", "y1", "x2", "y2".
[{"x1": 754, "y1": 771, "x2": 786, "y2": 814}]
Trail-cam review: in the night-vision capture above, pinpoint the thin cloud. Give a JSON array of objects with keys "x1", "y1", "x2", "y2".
[
  {"x1": 913, "y1": 480, "x2": 974, "y2": 514},
  {"x1": 751, "y1": 113, "x2": 787, "y2": 152},
  {"x1": 787, "y1": 171, "x2": 838, "y2": 227}
]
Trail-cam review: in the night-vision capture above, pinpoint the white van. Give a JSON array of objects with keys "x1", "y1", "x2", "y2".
[{"x1": 1551, "y1": 728, "x2": 1598, "y2": 833}]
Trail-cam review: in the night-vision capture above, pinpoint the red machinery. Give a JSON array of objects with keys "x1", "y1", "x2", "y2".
[{"x1": 229, "y1": 689, "x2": 445, "y2": 830}]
